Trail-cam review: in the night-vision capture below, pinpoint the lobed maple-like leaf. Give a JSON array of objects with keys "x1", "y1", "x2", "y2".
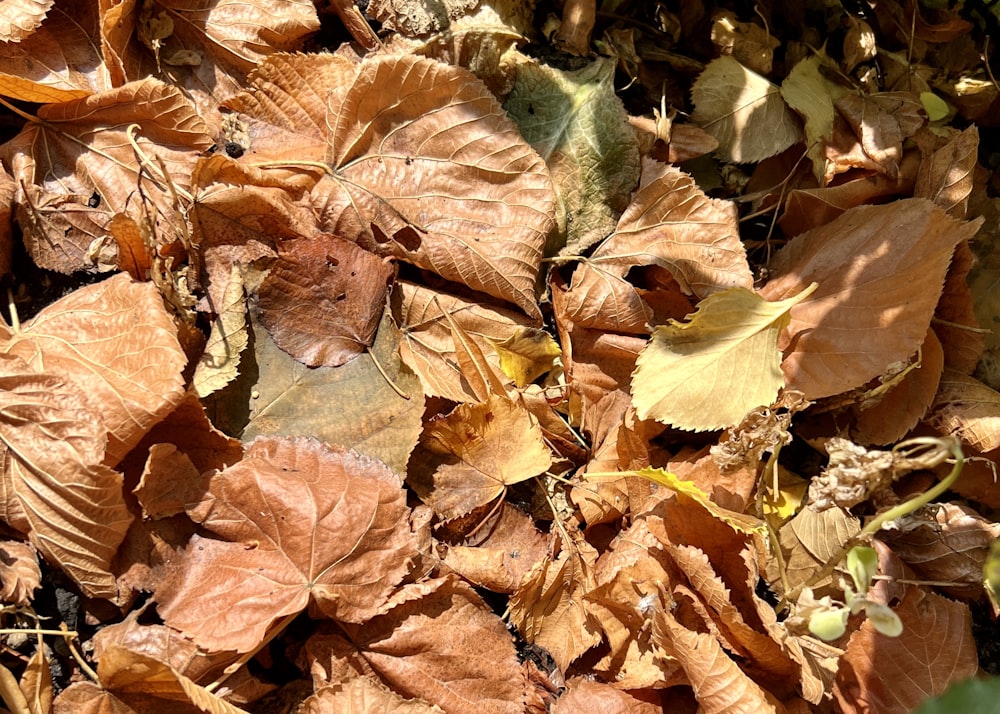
[
  {"x1": 587, "y1": 162, "x2": 753, "y2": 299},
  {"x1": 408, "y1": 394, "x2": 553, "y2": 520},
  {"x1": 631, "y1": 285, "x2": 816, "y2": 431},
  {"x1": 155, "y1": 436, "x2": 420, "y2": 653},
  {"x1": 0, "y1": 273, "x2": 187, "y2": 464},
  {"x1": 0, "y1": 353, "x2": 132, "y2": 599},
  {"x1": 760, "y1": 199, "x2": 981, "y2": 400},
  {"x1": 257, "y1": 235, "x2": 394, "y2": 368}
]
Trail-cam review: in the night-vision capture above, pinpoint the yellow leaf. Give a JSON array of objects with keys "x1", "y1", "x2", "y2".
[
  {"x1": 631, "y1": 284, "x2": 817, "y2": 431},
  {"x1": 490, "y1": 327, "x2": 562, "y2": 387}
]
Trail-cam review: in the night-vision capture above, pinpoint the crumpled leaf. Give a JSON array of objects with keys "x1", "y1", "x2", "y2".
[
  {"x1": 193, "y1": 264, "x2": 247, "y2": 398},
  {"x1": 0, "y1": 353, "x2": 132, "y2": 599},
  {"x1": 0, "y1": 0, "x2": 51, "y2": 43},
  {"x1": 1, "y1": 78, "x2": 212, "y2": 273},
  {"x1": 155, "y1": 436, "x2": 420, "y2": 653},
  {"x1": 832, "y1": 92, "x2": 925, "y2": 181},
  {"x1": 0, "y1": 3, "x2": 105, "y2": 102},
  {"x1": 100, "y1": 0, "x2": 319, "y2": 132},
  {"x1": 927, "y1": 370, "x2": 1000, "y2": 453},
  {"x1": 504, "y1": 56, "x2": 640, "y2": 254},
  {"x1": 0, "y1": 273, "x2": 187, "y2": 464},
  {"x1": 759, "y1": 199, "x2": 981, "y2": 400},
  {"x1": 631, "y1": 285, "x2": 816, "y2": 431},
  {"x1": 305, "y1": 678, "x2": 443, "y2": 713},
  {"x1": 257, "y1": 235, "x2": 394, "y2": 367},
  {"x1": 369, "y1": 0, "x2": 477, "y2": 35},
  {"x1": 320, "y1": 54, "x2": 555, "y2": 318},
  {"x1": 586, "y1": 162, "x2": 753, "y2": 300},
  {"x1": 691, "y1": 55, "x2": 802, "y2": 163},
  {"x1": 408, "y1": 394, "x2": 553, "y2": 520},
  {"x1": 0, "y1": 540, "x2": 40, "y2": 606}
]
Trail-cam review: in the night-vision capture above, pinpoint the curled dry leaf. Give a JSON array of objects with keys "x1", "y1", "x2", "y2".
[
  {"x1": 0, "y1": 0, "x2": 50, "y2": 43},
  {"x1": 100, "y1": 0, "x2": 320, "y2": 130},
  {"x1": 0, "y1": 540, "x2": 40, "y2": 606},
  {"x1": 587, "y1": 162, "x2": 753, "y2": 300},
  {"x1": 759, "y1": 199, "x2": 981, "y2": 400},
  {"x1": 322, "y1": 54, "x2": 554, "y2": 318},
  {"x1": 408, "y1": 394, "x2": 553, "y2": 520},
  {"x1": 691, "y1": 55, "x2": 802, "y2": 164},
  {"x1": 1, "y1": 78, "x2": 212, "y2": 273},
  {"x1": 833, "y1": 92, "x2": 925, "y2": 181},
  {"x1": 0, "y1": 273, "x2": 187, "y2": 464},
  {"x1": 156, "y1": 436, "x2": 420, "y2": 653},
  {"x1": 0, "y1": 353, "x2": 132, "y2": 599},
  {"x1": 927, "y1": 369, "x2": 1000, "y2": 453},
  {"x1": 0, "y1": 3, "x2": 105, "y2": 102},
  {"x1": 257, "y1": 235, "x2": 394, "y2": 367},
  {"x1": 193, "y1": 264, "x2": 247, "y2": 398}
]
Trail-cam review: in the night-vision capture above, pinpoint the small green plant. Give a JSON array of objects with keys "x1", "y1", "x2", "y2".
[{"x1": 801, "y1": 546, "x2": 903, "y2": 641}]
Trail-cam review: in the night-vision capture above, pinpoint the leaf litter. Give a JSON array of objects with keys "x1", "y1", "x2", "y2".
[{"x1": 0, "y1": 1, "x2": 995, "y2": 713}]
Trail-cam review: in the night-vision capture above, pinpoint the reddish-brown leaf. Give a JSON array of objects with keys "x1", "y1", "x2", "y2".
[
  {"x1": 257, "y1": 235, "x2": 394, "y2": 367},
  {"x1": 155, "y1": 437, "x2": 419, "y2": 653},
  {"x1": 759, "y1": 199, "x2": 980, "y2": 399}
]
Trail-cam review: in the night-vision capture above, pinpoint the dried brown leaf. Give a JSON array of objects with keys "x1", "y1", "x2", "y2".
[
  {"x1": 0, "y1": 353, "x2": 132, "y2": 598},
  {"x1": 305, "y1": 678, "x2": 443, "y2": 714},
  {"x1": 915, "y1": 125, "x2": 978, "y2": 218},
  {"x1": 156, "y1": 436, "x2": 419, "y2": 653},
  {"x1": 257, "y1": 235, "x2": 394, "y2": 367},
  {"x1": 833, "y1": 92, "x2": 925, "y2": 180},
  {"x1": 759, "y1": 199, "x2": 980, "y2": 399},
  {"x1": 0, "y1": 3, "x2": 105, "y2": 102},
  {"x1": 321, "y1": 54, "x2": 554, "y2": 317},
  {"x1": 834, "y1": 588, "x2": 977, "y2": 714},
  {"x1": 21, "y1": 642, "x2": 52, "y2": 714},
  {"x1": 551, "y1": 678, "x2": 663, "y2": 714},
  {"x1": 0, "y1": 540, "x2": 40, "y2": 606},
  {"x1": 408, "y1": 394, "x2": 553, "y2": 520},
  {"x1": 588, "y1": 162, "x2": 752, "y2": 299},
  {"x1": 2, "y1": 79, "x2": 212, "y2": 273},
  {"x1": 0, "y1": 0, "x2": 50, "y2": 42},
  {"x1": 927, "y1": 369, "x2": 1000, "y2": 453},
  {"x1": 0, "y1": 274, "x2": 187, "y2": 464},
  {"x1": 335, "y1": 576, "x2": 526, "y2": 714},
  {"x1": 193, "y1": 265, "x2": 247, "y2": 398}
]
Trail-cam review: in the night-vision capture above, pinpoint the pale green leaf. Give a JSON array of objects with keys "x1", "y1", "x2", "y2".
[
  {"x1": 780, "y1": 54, "x2": 847, "y2": 182},
  {"x1": 809, "y1": 607, "x2": 849, "y2": 641},
  {"x1": 631, "y1": 284, "x2": 817, "y2": 431},
  {"x1": 505, "y1": 56, "x2": 640, "y2": 254}
]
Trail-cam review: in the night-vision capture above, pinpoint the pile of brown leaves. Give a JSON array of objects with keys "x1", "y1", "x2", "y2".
[{"x1": 0, "y1": 0, "x2": 997, "y2": 712}]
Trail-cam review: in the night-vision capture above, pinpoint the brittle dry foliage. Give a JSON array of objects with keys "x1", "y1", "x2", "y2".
[{"x1": 0, "y1": 1, "x2": 999, "y2": 713}]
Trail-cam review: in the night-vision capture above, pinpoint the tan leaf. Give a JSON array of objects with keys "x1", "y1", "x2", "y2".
[
  {"x1": 0, "y1": 354, "x2": 132, "y2": 599},
  {"x1": 759, "y1": 199, "x2": 980, "y2": 400},
  {"x1": 193, "y1": 264, "x2": 247, "y2": 398},
  {"x1": 2, "y1": 79, "x2": 212, "y2": 273},
  {"x1": 653, "y1": 605, "x2": 779, "y2": 714},
  {"x1": 766, "y1": 506, "x2": 861, "y2": 598},
  {"x1": 335, "y1": 577, "x2": 526, "y2": 714},
  {"x1": 21, "y1": 643, "x2": 52, "y2": 714},
  {"x1": 833, "y1": 92, "x2": 925, "y2": 180},
  {"x1": 369, "y1": 0, "x2": 477, "y2": 35},
  {"x1": 408, "y1": 394, "x2": 553, "y2": 520},
  {"x1": 155, "y1": 437, "x2": 419, "y2": 653},
  {"x1": 257, "y1": 235, "x2": 394, "y2": 367},
  {"x1": 0, "y1": 274, "x2": 187, "y2": 464},
  {"x1": 631, "y1": 285, "x2": 816, "y2": 432},
  {"x1": 305, "y1": 678, "x2": 443, "y2": 714},
  {"x1": 934, "y1": 241, "x2": 984, "y2": 373},
  {"x1": 322, "y1": 54, "x2": 554, "y2": 318},
  {"x1": 231, "y1": 308, "x2": 423, "y2": 476},
  {"x1": 927, "y1": 369, "x2": 1000, "y2": 453},
  {"x1": 0, "y1": 0, "x2": 50, "y2": 43},
  {"x1": 551, "y1": 677, "x2": 663, "y2": 714},
  {"x1": 0, "y1": 540, "x2": 40, "y2": 606},
  {"x1": 834, "y1": 589, "x2": 977, "y2": 714},
  {"x1": 914, "y1": 125, "x2": 978, "y2": 218},
  {"x1": 100, "y1": 0, "x2": 319, "y2": 131},
  {"x1": 588, "y1": 162, "x2": 752, "y2": 299},
  {"x1": 393, "y1": 280, "x2": 534, "y2": 402},
  {"x1": 133, "y1": 444, "x2": 203, "y2": 520},
  {"x1": 509, "y1": 530, "x2": 601, "y2": 672},
  {"x1": 691, "y1": 55, "x2": 802, "y2": 164},
  {"x1": 562, "y1": 261, "x2": 654, "y2": 333},
  {"x1": 96, "y1": 645, "x2": 248, "y2": 714},
  {"x1": 0, "y1": 3, "x2": 106, "y2": 102}
]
